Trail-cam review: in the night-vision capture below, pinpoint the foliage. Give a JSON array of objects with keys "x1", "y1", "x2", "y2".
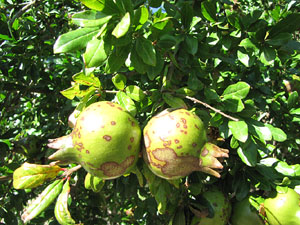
[{"x1": 1, "y1": 0, "x2": 300, "y2": 224}]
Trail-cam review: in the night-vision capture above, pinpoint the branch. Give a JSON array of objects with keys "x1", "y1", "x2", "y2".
[
  {"x1": 185, "y1": 96, "x2": 239, "y2": 122},
  {"x1": 63, "y1": 165, "x2": 82, "y2": 178},
  {"x1": 0, "y1": 175, "x2": 13, "y2": 181},
  {"x1": 9, "y1": 0, "x2": 37, "y2": 28}
]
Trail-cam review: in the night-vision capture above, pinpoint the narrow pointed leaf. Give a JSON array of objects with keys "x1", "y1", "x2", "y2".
[
  {"x1": 83, "y1": 38, "x2": 110, "y2": 68},
  {"x1": 112, "y1": 12, "x2": 131, "y2": 38}
]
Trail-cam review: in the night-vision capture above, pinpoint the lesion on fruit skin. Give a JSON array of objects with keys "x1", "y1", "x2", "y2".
[
  {"x1": 98, "y1": 155, "x2": 135, "y2": 177},
  {"x1": 149, "y1": 147, "x2": 201, "y2": 178}
]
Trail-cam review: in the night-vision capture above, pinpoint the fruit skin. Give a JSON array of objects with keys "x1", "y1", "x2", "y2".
[
  {"x1": 192, "y1": 187, "x2": 232, "y2": 225},
  {"x1": 231, "y1": 196, "x2": 264, "y2": 225},
  {"x1": 143, "y1": 108, "x2": 229, "y2": 179},
  {"x1": 264, "y1": 188, "x2": 300, "y2": 225},
  {"x1": 48, "y1": 101, "x2": 141, "y2": 179}
]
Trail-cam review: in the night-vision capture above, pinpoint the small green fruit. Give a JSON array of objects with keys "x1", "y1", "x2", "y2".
[
  {"x1": 192, "y1": 187, "x2": 232, "y2": 225},
  {"x1": 264, "y1": 188, "x2": 300, "y2": 225},
  {"x1": 48, "y1": 101, "x2": 141, "y2": 179},
  {"x1": 143, "y1": 108, "x2": 229, "y2": 179},
  {"x1": 231, "y1": 196, "x2": 264, "y2": 225}
]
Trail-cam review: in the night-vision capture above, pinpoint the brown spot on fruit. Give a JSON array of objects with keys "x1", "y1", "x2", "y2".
[
  {"x1": 202, "y1": 148, "x2": 209, "y2": 156},
  {"x1": 128, "y1": 145, "x2": 132, "y2": 150},
  {"x1": 103, "y1": 135, "x2": 112, "y2": 141},
  {"x1": 150, "y1": 148, "x2": 201, "y2": 178},
  {"x1": 168, "y1": 115, "x2": 175, "y2": 120},
  {"x1": 195, "y1": 124, "x2": 199, "y2": 129},
  {"x1": 185, "y1": 112, "x2": 191, "y2": 116},
  {"x1": 99, "y1": 156, "x2": 135, "y2": 177},
  {"x1": 177, "y1": 145, "x2": 183, "y2": 149},
  {"x1": 183, "y1": 125, "x2": 188, "y2": 129},
  {"x1": 111, "y1": 121, "x2": 116, "y2": 125},
  {"x1": 130, "y1": 137, "x2": 134, "y2": 143},
  {"x1": 86, "y1": 150, "x2": 90, "y2": 154},
  {"x1": 192, "y1": 143, "x2": 197, "y2": 148},
  {"x1": 117, "y1": 107, "x2": 123, "y2": 111},
  {"x1": 176, "y1": 123, "x2": 180, "y2": 128},
  {"x1": 181, "y1": 118, "x2": 187, "y2": 124},
  {"x1": 175, "y1": 139, "x2": 180, "y2": 144}
]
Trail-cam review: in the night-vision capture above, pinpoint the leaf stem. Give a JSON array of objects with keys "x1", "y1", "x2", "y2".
[{"x1": 185, "y1": 96, "x2": 239, "y2": 121}]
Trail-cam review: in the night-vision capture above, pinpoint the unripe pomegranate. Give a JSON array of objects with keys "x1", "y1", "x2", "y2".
[
  {"x1": 48, "y1": 101, "x2": 141, "y2": 179},
  {"x1": 191, "y1": 187, "x2": 232, "y2": 225},
  {"x1": 143, "y1": 109, "x2": 229, "y2": 179},
  {"x1": 264, "y1": 188, "x2": 300, "y2": 225},
  {"x1": 231, "y1": 196, "x2": 264, "y2": 225}
]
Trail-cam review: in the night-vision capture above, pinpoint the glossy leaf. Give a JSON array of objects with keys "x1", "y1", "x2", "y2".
[
  {"x1": 80, "y1": 0, "x2": 119, "y2": 14},
  {"x1": 73, "y1": 72, "x2": 100, "y2": 87},
  {"x1": 83, "y1": 38, "x2": 110, "y2": 68},
  {"x1": 21, "y1": 179, "x2": 64, "y2": 223},
  {"x1": 72, "y1": 11, "x2": 112, "y2": 27},
  {"x1": 125, "y1": 85, "x2": 145, "y2": 102},
  {"x1": 105, "y1": 45, "x2": 130, "y2": 73},
  {"x1": 116, "y1": 91, "x2": 137, "y2": 116},
  {"x1": 223, "y1": 82, "x2": 250, "y2": 100},
  {"x1": 136, "y1": 37, "x2": 156, "y2": 66},
  {"x1": 265, "y1": 124, "x2": 287, "y2": 142},
  {"x1": 223, "y1": 97, "x2": 245, "y2": 112},
  {"x1": 162, "y1": 93, "x2": 187, "y2": 109},
  {"x1": 228, "y1": 120, "x2": 248, "y2": 143},
  {"x1": 54, "y1": 180, "x2": 76, "y2": 225},
  {"x1": 237, "y1": 140, "x2": 258, "y2": 167},
  {"x1": 13, "y1": 163, "x2": 61, "y2": 189},
  {"x1": 112, "y1": 12, "x2": 131, "y2": 38},
  {"x1": 112, "y1": 73, "x2": 127, "y2": 90},
  {"x1": 201, "y1": 0, "x2": 216, "y2": 22},
  {"x1": 54, "y1": 27, "x2": 99, "y2": 53}
]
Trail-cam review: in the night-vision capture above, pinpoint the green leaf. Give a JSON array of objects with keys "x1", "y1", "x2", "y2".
[
  {"x1": 223, "y1": 97, "x2": 245, "y2": 112},
  {"x1": 185, "y1": 35, "x2": 198, "y2": 55},
  {"x1": 149, "y1": 0, "x2": 163, "y2": 8},
  {"x1": 201, "y1": 0, "x2": 217, "y2": 23},
  {"x1": 80, "y1": 0, "x2": 119, "y2": 14},
  {"x1": 13, "y1": 163, "x2": 61, "y2": 189},
  {"x1": 228, "y1": 120, "x2": 248, "y2": 143},
  {"x1": 154, "y1": 182, "x2": 168, "y2": 214},
  {"x1": 290, "y1": 108, "x2": 300, "y2": 115},
  {"x1": 72, "y1": 11, "x2": 112, "y2": 27},
  {"x1": 251, "y1": 123, "x2": 272, "y2": 143},
  {"x1": 125, "y1": 85, "x2": 145, "y2": 102},
  {"x1": 60, "y1": 84, "x2": 80, "y2": 100},
  {"x1": 237, "y1": 50, "x2": 254, "y2": 67},
  {"x1": 73, "y1": 72, "x2": 100, "y2": 87},
  {"x1": 287, "y1": 91, "x2": 299, "y2": 109},
  {"x1": 112, "y1": 74, "x2": 127, "y2": 90},
  {"x1": 105, "y1": 45, "x2": 130, "y2": 73},
  {"x1": 260, "y1": 46, "x2": 276, "y2": 66},
  {"x1": 146, "y1": 51, "x2": 164, "y2": 81},
  {"x1": 269, "y1": 13, "x2": 300, "y2": 38},
  {"x1": 265, "y1": 124, "x2": 287, "y2": 142},
  {"x1": 239, "y1": 38, "x2": 259, "y2": 54},
  {"x1": 222, "y1": 81, "x2": 250, "y2": 100},
  {"x1": 112, "y1": 12, "x2": 131, "y2": 38},
  {"x1": 130, "y1": 47, "x2": 148, "y2": 74},
  {"x1": 116, "y1": 91, "x2": 137, "y2": 116},
  {"x1": 83, "y1": 38, "x2": 110, "y2": 68},
  {"x1": 266, "y1": 33, "x2": 292, "y2": 46},
  {"x1": 181, "y1": 2, "x2": 193, "y2": 28},
  {"x1": 237, "y1": 140, "x2": 257, "y2": 167},
  {"x1": 162, "y1": 93, "x2": 187, "y2": 109},
  {"x1": 136, "y1": 37, "x2": 156, "y2": 66},
  {"x1": 54, "y1": 27, "x2": 99, "y2": 54}
]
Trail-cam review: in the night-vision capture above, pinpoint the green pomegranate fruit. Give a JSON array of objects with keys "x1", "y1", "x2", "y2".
[
  {"x1": 143, "y1": 108, "x2": 229, "y2": 179},
  {"x1": 191, "y1": 187, "x2": 232, "y2": 225},
  {"x1": 264, "y1": 188, "x2": 300, "y2": 225},
  {"x1": 231, "y1": 196, "x2": 264, "y2": 225},
  {"x1": 48, "y1": 101, "x2": 141, "y2": 179}
]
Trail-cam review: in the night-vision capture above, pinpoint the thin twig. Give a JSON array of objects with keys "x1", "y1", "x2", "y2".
[
  {"x1": 185, "y1": 96, "x2": 239, "y2": 121},
  {"x1": 0, "y1": 175, "x2": 13, "y2": 181},
  {"x1": 9, "y1": 0, "x2": 37, "y2": 28},
  {"x1": 63, "y1": 165, "x2": 82, "y2": 177}
]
